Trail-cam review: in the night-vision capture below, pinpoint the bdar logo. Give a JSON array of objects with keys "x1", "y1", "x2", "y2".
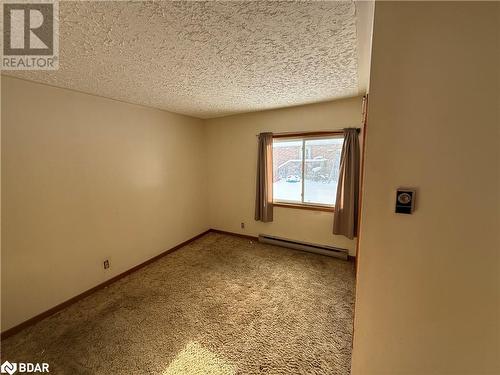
[{"x1": 0, "y1": 361, "x2": 17, "y2": 375}]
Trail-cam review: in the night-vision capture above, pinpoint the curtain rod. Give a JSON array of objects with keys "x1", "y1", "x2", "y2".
[{"x1": 256, "y1": 128, "x2": 360, "y2": 137}]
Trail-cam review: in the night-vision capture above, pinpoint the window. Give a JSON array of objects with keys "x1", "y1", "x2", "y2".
[{"x1": 272, "y1": 133, "x2": 343, "y2": 209}]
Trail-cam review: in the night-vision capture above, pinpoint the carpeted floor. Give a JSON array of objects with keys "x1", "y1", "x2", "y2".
[{"x1": 1, "y1": 233, "x2": 356, "y2": 375}]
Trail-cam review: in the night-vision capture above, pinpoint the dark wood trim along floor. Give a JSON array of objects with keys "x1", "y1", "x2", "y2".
[
  {"x1": 209, "y1": 228, "x2": 258, "y2": 241},
  {"x1": 210, "y1": 229, "x2": 355, "y2": 262},
  {"x1": 0, "y1": 229, "x2": 211, "y2": 340},
  {"x1": 1, "y1": 228, "x2": 354, "y2": 339}
]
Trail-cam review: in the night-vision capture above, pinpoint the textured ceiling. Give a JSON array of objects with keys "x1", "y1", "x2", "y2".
[{"x1": 7, "y1": 1, "x2": 363, "y2": 119}]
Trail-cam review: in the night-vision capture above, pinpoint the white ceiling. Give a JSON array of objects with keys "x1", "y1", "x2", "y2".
[{"x1": 6, "y1": 1, "x2": 373, "y2": 119}]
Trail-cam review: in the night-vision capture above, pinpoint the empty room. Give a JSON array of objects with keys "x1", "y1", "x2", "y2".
[{"x1": 1, "y1": 1, "x2": 499, "y2": 374}]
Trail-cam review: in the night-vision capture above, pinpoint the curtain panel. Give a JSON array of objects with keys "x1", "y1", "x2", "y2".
[
  {"x1": 333, "y1": 128, "x2": 360, "y2": 239},
  {"x1": 255, "y1": 132, "x2": 274, "y2": 222}
]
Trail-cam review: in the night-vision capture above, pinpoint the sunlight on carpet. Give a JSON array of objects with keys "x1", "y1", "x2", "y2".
[
  {"x1": 1, "y1": 233, "x2": 355, "y2": 374},
  {"x1": 163, "y1": 341, "x2": 235, "y2": 375}
]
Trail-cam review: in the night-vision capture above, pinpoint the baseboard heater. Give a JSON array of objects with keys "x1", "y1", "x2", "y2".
[{"x1": 258, "y1": 234, "x2": 348, "y2": 260}]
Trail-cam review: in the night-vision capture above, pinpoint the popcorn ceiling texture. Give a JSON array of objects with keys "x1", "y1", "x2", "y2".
[{"x1": 8, "y1": 1, "x2": 359, "y2": 119}]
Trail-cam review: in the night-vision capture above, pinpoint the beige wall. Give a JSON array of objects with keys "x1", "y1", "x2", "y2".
[
  {"x1": 205, "y1": 97, "x2": 364, "y2": 256},
  {"x1": 1, "y1": 76, "x2": 208, "y2": 331},
  {"x1": 352, "y1": 2, "x2": 500, "y2": 374},
  {"x1": 1, "y1": 78, "x2": 363, "y2": 332}
]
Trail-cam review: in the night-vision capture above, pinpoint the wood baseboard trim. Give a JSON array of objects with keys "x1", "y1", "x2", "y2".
[
  {"x1": 0, "y1": 229, "x2": 211, "y2": 340},
  {"x1": 209, "y1": 229, "x2": 356, "y2": 262},
  {"x1": 1, "y1": 228, "x2": 354, "y2": 339},
  {"x1": 208, "y1": 228, "x2": 258, "y2": 241}
]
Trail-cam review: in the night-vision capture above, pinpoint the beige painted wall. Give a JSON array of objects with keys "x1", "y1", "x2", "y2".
[
  {"x1": 352, "y1": 2, "x2": 500, "y2": 374},
  {"x1": 1, "y1": 76, "x2": 208, "y2": 331},
  {"x1": 205, "y1": 97, "x2": 364, "y2": 256}
]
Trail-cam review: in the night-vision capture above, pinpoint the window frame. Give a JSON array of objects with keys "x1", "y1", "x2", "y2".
[{"x1": 271, "y1": 131, "x2": 344, "y2": 212}]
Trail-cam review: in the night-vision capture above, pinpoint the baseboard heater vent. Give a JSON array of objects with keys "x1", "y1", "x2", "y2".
[{"x1": 258, "y1": 234, "x2": 348, "y2": 260}]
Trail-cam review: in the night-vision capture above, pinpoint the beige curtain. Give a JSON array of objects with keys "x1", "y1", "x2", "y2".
[
  {"x1": 255, "y1": 132, "x2": 274, "y2": 222},
  {"x1": 333, "y1": 128, "x2": 360, "y2": 239}
]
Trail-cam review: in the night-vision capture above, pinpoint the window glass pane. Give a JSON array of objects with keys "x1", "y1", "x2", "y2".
[
  {"x1": 272, "y1": 139, "x2": 303, "y2": 203},
  {"x1": 303, "y1": 137, "x2": 343, "y2": 205}
]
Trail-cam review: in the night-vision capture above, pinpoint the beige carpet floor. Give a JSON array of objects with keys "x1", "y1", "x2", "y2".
[{"x1": 1, "y1": 233, "x2": 355, "y2": 375}]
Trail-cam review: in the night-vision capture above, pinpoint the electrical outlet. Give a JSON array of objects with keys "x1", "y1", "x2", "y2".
[
  {"x1": 103, "y1": 259, "x2": 110, "y2": 270},
  {"x1": 241, "y1": 222, "x2": 245, "y2": 229}
]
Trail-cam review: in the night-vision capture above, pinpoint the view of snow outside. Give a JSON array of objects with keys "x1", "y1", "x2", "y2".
[{"x1": 273, "y1": 137, "x2": 343, "y2": 206}]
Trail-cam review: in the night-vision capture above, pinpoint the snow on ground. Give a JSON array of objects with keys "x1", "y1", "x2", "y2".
[{"x1": 273, "y1": 179, "x2": 337, "y2": 205}]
